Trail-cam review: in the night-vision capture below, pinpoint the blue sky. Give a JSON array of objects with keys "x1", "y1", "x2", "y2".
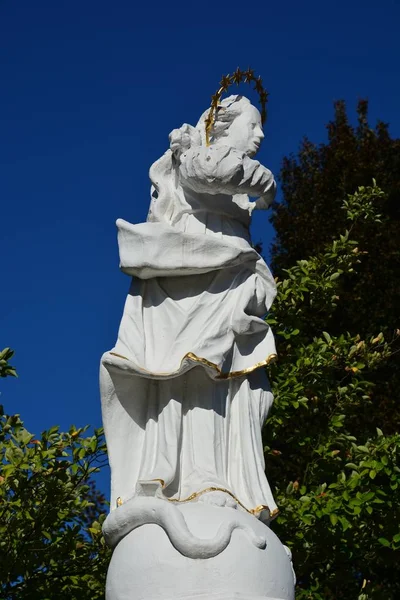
[{"x1": 1, "y1": 0, "x2": 399, "y2": 495}]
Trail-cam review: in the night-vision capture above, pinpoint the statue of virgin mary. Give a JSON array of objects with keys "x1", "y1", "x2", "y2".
[{"x1": 100, "y1": 95, "x2": 279, "y2": 529}]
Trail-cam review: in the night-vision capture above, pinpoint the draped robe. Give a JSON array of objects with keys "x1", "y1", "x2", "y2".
[{"x1": 100, "y1": 143, "x2": 279, "y2": 520}]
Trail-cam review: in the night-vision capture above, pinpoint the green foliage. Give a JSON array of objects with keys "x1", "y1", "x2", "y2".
[
  {"x1": 0, "y1": 353, "x2": 110, "y2": 599},
  {"x1": 265, "y1": 184, "x2": 400, "y2": 599},
  {"x1": 271, "y1": 100, "x2": 400, "y2": 440},
  {"x1": 271, "y1": 99, "x2": 400, "y2": 337},
  {"x1": 0, "y1": 348, "x2": 17, "y2": 378},
  {"x1": 268, "y1": 103, "x2": 400, "y2": 596}
]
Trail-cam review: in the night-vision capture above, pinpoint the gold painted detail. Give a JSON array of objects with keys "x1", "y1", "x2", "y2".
[
  {"x1": 205, "y1": 68, "x2": 269, "y2": 146},
  {"x1": 108, "y1": 351, "x2": 277, "y2": 380},
  {"x1": 116, "y1": 483, "x2": 279, "y2": 519},
  {"x1": 153, "y1": 481, "x2": 279, "y2": 520},
  {"x1": 151, "y1": 478, "x2": 166, "y2": 487}
]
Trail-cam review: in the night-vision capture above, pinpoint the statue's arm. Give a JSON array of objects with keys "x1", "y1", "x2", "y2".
[{"x1": 179, "y1": 146, "x2": 276, "y2": 207}]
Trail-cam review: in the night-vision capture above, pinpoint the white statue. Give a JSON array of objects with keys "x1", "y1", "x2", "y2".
[{"x1": 101, "y1": 93, "x2": 295, "y2": 600}]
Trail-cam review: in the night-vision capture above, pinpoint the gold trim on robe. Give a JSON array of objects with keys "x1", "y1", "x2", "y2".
[
  {"x1": 116, "y1": 481, "x2": 279, "y2": 520},
  {"x1": 108, "y1": 350, "x2": 277, "y2": 380}
]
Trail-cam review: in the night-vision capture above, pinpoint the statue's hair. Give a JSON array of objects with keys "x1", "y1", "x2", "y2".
[{"x1": 196, "y1": 95, "x2": 251, "y2": 145}]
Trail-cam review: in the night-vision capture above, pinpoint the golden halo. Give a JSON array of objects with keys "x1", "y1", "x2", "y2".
[{"x1": 205, "y1": 67, "x2": 269, "y2": 146}]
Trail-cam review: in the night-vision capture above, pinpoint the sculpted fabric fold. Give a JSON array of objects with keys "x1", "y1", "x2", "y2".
[
  {"x1": 100, "y1": 94, "x2": 280, "y2": 519},
  {"x1": 106, "y1": 219, "x2": 277, "y2": 379}
]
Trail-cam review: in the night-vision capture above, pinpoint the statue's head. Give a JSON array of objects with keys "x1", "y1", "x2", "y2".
[
  {"x1": 152, "y1": 94, "x2": 267, "y2": 223},
  {"x1": 197, "y1": 95, "x2": 264, "y2": 157}
]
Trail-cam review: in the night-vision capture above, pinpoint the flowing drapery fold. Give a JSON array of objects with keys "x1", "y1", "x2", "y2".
[
  {"x1": 106, "y1": 219, "x2": 276, "y2": 379},
  {"x1": 101, "y1": 217, "x2": 278, "y2": 517},
  {"x1": 101, "y1": 101, "x2": 279, "y2": 520}
]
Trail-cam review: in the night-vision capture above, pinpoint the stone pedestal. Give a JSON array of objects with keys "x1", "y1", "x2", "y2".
[{"x1": 105, "y1": 502, "x2": 295, "y2": 600}]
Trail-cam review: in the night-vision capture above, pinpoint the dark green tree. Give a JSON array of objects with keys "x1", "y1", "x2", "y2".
[
  {"x1": 270, "y1": 100, "x2": 400, "y2": 435},
  {"x1": 265, "y1": 184, "x2": 400, "y2": 599},
  {"x1": 0, "y1": 349, "x2": 110, "y2": 599},
  {"x1": 271, "y1": 99, "x2": 400, "y2": 337}
]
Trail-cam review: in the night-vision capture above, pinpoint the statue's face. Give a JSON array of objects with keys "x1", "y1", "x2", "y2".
[{"x1": 225, "y1": 104, "x2": 264, "y2": 157}]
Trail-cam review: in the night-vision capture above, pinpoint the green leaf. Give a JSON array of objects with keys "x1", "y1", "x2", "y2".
[
  {"x1": 339, "y1": 516, "x2": 351, "y2": 531},
  {"x1": 301, "y1": 514, "x2": 313, "y2": 525},
  {"x1": 345, "y1": 463, "x2": 358, "y2": 470},
  {"x1": 322, "y1": 331, "x2": 332, "y2": 343}
]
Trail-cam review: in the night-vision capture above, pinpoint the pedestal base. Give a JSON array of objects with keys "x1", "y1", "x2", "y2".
[{"x1": 105, "y1": 502, "x2": 295, "y2": 600}]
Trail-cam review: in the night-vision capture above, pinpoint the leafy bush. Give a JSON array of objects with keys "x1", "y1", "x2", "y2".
[
  {"x1": 266, "y1": 183, "x2": 400, "y2": 599},
  {"x1": 0, "y1": 353, "x2": 110, "y2": 600}
]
